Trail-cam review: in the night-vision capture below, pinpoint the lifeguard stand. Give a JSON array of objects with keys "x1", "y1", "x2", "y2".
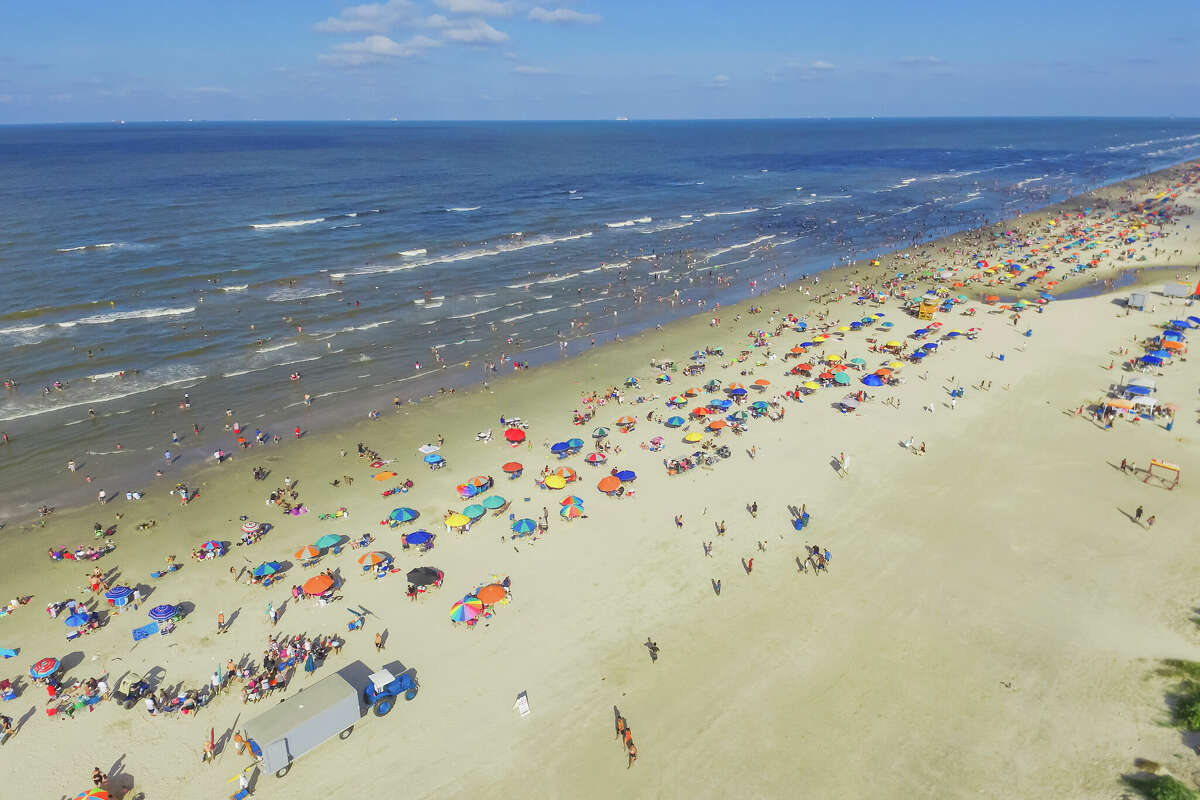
[
  {"x1": 918, "y1": 299, "x2": 938, "y2": 321},
  {"x1": 1144, "y1": 459, "x2": 1180, "y2": 490}
]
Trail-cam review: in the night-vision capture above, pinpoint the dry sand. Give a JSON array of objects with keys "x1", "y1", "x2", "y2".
[{"x1": 3, "y1": 163, "x2": 1200, "y2": 799}]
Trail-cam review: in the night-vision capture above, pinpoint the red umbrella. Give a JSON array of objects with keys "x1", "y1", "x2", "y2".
[
  {"x1": 504, "y1": 428, "x2": 525, "y2": 444},
  {"x1": 501, "y1": 461, "x2": 523, "y2": 473}
]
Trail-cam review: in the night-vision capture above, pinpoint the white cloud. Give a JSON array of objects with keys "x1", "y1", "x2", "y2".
[
  {"x1": 442, "y1": 18, "x2": 509, "y2": 44},
  {"x1": 809, "y1": 60, "x2": 834, "y2": 71},
  {"x1": 513, "y1": 65, "x2": 554, "y2": 75},
  {"x1": 313, "y1": 0, "x2": 417, "y2": 33},
  {"x1": 705, "y1": 74, "x2": 731, "y2": 89},
  {"x1": 898, "y1": 56, "x2": 945, "y2": 66},
  {"x1": 435, "y1": 0, "x2": 514, "y2": 16},
  {"x1": 422, "y1": 14, "x2": 451, "y2": 27},
  {"x1": 321, "y1": 34, "x2": 442, "y2": 65},
  {"x1": 528, "y1": 6, "x2": 602, "y2": 24}
]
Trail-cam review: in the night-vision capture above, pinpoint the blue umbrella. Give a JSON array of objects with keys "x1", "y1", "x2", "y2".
[
  {"x1": 424, "y1": 454, "x2": 444, "y2": 464},
  {"x1": 148, "y1": 604, "x2": 177, "y2": 622},
  {"x1": 1187, "y1": 316, "x2": 1200, "y2": 325},
  {"x1": 566, "y1": 438, "x2": 584, "y2": 449},
  {"x1": 550, "y1": 442, "x2": 569, "y2": 453},
  {"x1": 252, "y1": 562, "x2": 282, "y2": 578},
  {"x1": 910, "y1": 351, "x2": 926, "y2": 360},
  {"x1": 849, "y1": 321, "x2": 862, "y2": 329},
  {"x1": 665, "y1": 416, "x2": 685, "y2": 427},
  {"x1": 615, "y1": 470, "x2": 636, "y2": 482},
  {"x1": 389, "y1": 507, "x2": 419, "y2": 523},
  {"x1": 728, "y1": 388, "x2": 747, "y2": 397},
  {"x1": 405, "y1": 529, "x2": 432, "y2": 545},
  {"x1": 921, "y1": 342, "x2": 938, "y2": 351},
  {"x1": 862, "y1": 374, "x2": 884, "y2": 387},
  {"x1": 105, "y1": 586, "x2": 133, "y2": 602},
  {"x1": 880, "y1": 321, "x2": 894, "y2": 328},
  {"x1": 512, "y1": 518, "x2": 537, "y2": 534},
  {"x1": 800, "y1": 341, "x2": 815, "y2": 347},
  {"x1": 709, "y1": 399, "x2": 732, "y2": 410},
  {"x1": 65, "y1": 612, "x2": 90, "y2": 628}
]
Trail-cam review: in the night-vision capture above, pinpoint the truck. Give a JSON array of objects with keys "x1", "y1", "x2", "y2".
[{"x1": 245, "y1": 668, "x2": 418, "y2": 778}]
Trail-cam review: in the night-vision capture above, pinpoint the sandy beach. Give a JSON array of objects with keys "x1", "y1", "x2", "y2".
[{"x1": 3, "y1": 161, "x2": 1200, "y2": 799}]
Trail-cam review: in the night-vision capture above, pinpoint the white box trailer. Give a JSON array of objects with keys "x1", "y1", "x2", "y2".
[
  {"x1": 245, "y1": 672, "x2": 362, "y2": 778},
  {"x1": 1162, "y1": 282, "x2": 1192, "y2": 298}
]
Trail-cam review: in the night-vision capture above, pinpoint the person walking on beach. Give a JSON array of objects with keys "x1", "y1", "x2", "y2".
[
  {"x1": 627, "y1": 740, "x2": 638, "y2": 768},
  {"x1": 217, "y1": 611, "x2": 225, "y2": 634},
  {"x1": 1146, "y1": 515, "x2": 1156, "y2": 530},
  {"x1": 1134, "y1": 505, "x2": 1144, "y2": 524},
  {"x1": 744, "y1": 557, "x2": 754, "y2": 575},
  {"x1": 703, "y1": 541, "x2": 713, "y2": 557},
  {"x1": 644, "y1": 638, "x2": 659, "y2": 663},
  {"x1": 374, "y1": 631, "x2": 384, "y2": 652},
  {"x1": 748, "y1": 501, "x2": 758, "y2": 518}
]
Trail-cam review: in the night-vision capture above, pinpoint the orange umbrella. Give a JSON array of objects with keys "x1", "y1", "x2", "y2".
[
  {"x1": 295, "y1": 545, "x2": 321, "y2": 560},
  {"x1": 753, "y1": 379, "x2": 770, "y2": 387},
  {"x1": 691, "y1": 407, "x2": 709, "y2": 416},
  {"x1": 358, "y1": 551, "x2": 389, "y2": 566},
  {"x1": 874, "y1": 368, "x2": 892, "y2": 377},
  {"x1": 616, "y1": 416, "x2": 636, "y2": 426},
  {"x1": 683, "y1": 387, "x2": 699, "y2": 397},
  {"x1": 1106, "y1": 399, "x2": 1133, "y2": 410},
  {"x1": 789, "y1": 345, "x2": 806, "y2": 354},
  {"x1": 476, "y1": 583, "x2": 507, "y2": 605},
  {"x1": 707, "y1": 419, "x2": 727, "y2": 430},
  {"x1": 597, "y1": 475, "x2": 620, "y2": 493},
  {"x1": 555, "y1": 466, "x2": 578, "y2": 482},
  {"x1": 302, "y1": 574, "x2": 334, "y2": 596},
  {"x1": 502, "y1": 461, "x2": 523, "y2": 473},
  {"x1": 727, "y1": 382, "x2": 746, "y2": 391},
  {"x1": 372, "y1": 471, "x2": 397, "y2": 481}
]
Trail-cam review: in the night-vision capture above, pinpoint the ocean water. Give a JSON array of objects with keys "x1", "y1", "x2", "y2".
[{"x1": 1, "y1": 118, "x2": 1199, "y2": 516}]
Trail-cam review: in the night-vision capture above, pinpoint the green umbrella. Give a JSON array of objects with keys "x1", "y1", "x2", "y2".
[
  {"x1": 463, "y1": 504, "x2": 487, "y2": 519},
  {"x1": 481, "y1": 495, "x2": 507, "y2": 510},
  {"x1": 314, "y1": 533, "x2": 343, "y2": 549},
  {"x1": 833, "y1": 372, "x2": 851, "y2": 385},
  {"x1": 592, "y1": 427, "x2": 610, "y2": 438},
  {"x1": 849, "y1": 357, "x2": 866, "y2": 365}
]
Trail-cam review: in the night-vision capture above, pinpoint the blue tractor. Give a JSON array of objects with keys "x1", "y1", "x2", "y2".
[{"x1": 364, "y1": 668, "x2": 418, "y2": 716}]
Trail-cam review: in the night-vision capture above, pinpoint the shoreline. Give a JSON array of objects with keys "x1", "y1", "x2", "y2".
[
  {"x1": 0, "y1": 158, "x2": 1197, "y2": 798},
  {"x1": 4, "y1": 159, "x2": 1197, "y2": 526}
]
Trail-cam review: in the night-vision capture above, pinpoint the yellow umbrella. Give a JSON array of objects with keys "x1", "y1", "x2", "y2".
[
  {"x1": 543, "y1": 474, "x2": 566, "y2": 490},
  {"x1": 885, "y1": 340, "x2": 902, "y2": 348},
  {"x1": 836, "y1": 325, "x2": 851, "y2": 332},
  {"x1": 825, "y1": 354, "x2": 842, "y2": 362},
  {"x1": 813, "y1": 335, "x2": 828, "y2": 342},
  {"x1": 888, "y1": 361, "x2": 904, "y2": 370},
  {"x1": 802, "y1": 381, "x2": 821, "y2": 390},
  {"x1": 445, "y1": 513, "x2": 470, "y2": 528},
  {"x1": 683, "y1": 432, "x2": 703, "y2": 443}
]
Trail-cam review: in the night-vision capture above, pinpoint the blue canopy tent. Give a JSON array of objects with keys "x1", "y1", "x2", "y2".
[
  {"x1": 1139, "y1": 355, "x2": 1163, "y2": 366},
  {"x1": 1124, "y1": 384, "x2": 1152, "y2": 396},
  {"x1": 1147, "y1": 349, "x2": 1172, "y2": 359}
]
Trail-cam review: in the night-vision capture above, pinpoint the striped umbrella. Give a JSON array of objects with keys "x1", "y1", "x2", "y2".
[
  {"x1": 295, "y1": 545, "x2": 321, "y2": 560},
  {"x1": 357, "y1": 551, "x2": 390, "y2": 567},
  {"x1": 512, "y1": 518, "x2": 538, "y2": 534},
  {"x1": 450, "y1": 596, "x2": 485, "y2": 623}
]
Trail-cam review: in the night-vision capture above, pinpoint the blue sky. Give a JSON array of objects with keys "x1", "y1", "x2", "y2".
[{"x1": 2, "y1": 0, "x2": 1198, "y2": 122}]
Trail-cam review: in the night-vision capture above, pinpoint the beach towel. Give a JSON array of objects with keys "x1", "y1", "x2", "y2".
[
  {"x1": 0, "y1": 648, "x2": 17, "y2": 658},
  {"x1": 132, "y1": 622, "x2": 160, "y2": 641}
]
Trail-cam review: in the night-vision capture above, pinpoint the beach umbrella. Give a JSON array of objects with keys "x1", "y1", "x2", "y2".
[
  {"x1": 691, "y1": 407, "x2": 709, "y2": 416},
  {"x1": 835, "y1": 373, "x2": 851, "y2": 385},
  {"x1": 709, "y1": 398, "x2": 732, "y2": 410},
  {"x1": 302, "y1": 574, "x2": 334, "y2": 596},
  {"x1": 586, "y1": 452, "x2": 607, "y2": 464},
  {"x1": 407, "y1": 567, "x2": 442, "y2": 586},
  {"x1": 502, "y1": 461, "x2": 523, "y2": 475},
  {"x1": 463, "y1": 504, "x2": 487, "y2": 520},
  {"x1": 512, "y1": 518, "x2": 538, "y2": 534},
  {"x1": 404, "y1": 529, "x2": 433, "y2": 545},
  {"x1": 389, "y1": 507, "x2": 419, "y2": 523},
  {"x1": 550, "y1": 442, "x2": 569, "y2": 454},
  {"x1": 616, "y1": 470, "x2": 636, "y2": 482},
  {"x1": 372, "y1": 471, "x2": 397, "y2": 481},
  {"x1": 481, "y1": 495, "x2": 507, "y2": 510},
  {"x1": 560, "y1": 504, "x2": 583, "y2": 518},
  {"x1": 424, "y1": 454, "x2": 444, "y2": 465},
  {"x1": 826, "y1": 354, "x2": 842, "y2": 362},
  {"x1": 802, "y1": 381, "x2": 821, "y2": 391},
  {"x1": 65, "y1": 611, "x2": 90, "y2": 628},
  {"x1": 252, "y1": 562, "x2": 282, "y2": 577},
  {"x1": 560, "y1": 495, "x2": 585, "y2": 507},
  {"x1": 863, "y1": 374, "x2": 884, "y2": 387},
  {"x1": 554, "y1": 466, "x2": 578, "y2": 482},
  {"x1": 800, "y1": 341, "x2": 815, "y2": 348},
  {"x1": 750, "y1": 400, "x2": 768, "y2": 410},
  {"x1": 295, "y1": 545, "x2": 321, "y2": 561},
  {"x1": 836, "y1": 326, "x2": 851, "y2": 333},
  {"x1": 704, "y1": 379, "x2": 723, "y2": 391},
  {"x1": 910, "y1": 351, "x2": 926, "y2": 360},
  {"x1": 849, "y1": 357, "x2": 866, "y2": 366},
  {"x1": 667, "y1": 395, "x2": 685, "y2": 406},
  {"x1": 314, "y1": 533, "x2": 342, "y2": 549},
  {"x1": 597, "y1": 475, "x2": 621, "y2": 494},
  {"x1": 543, "y1": 475, "x2": 567, "y2": 490},
  {"x1": 819, "y1": 371, "x2": 834, "y2": 380},
  {"x1": 1148, "y1": 349, "x2": 1172, "y2": 359},
  {"x1": 450, "y1": 596, "x2": 485, "y2": 623},
  {"x1": 504, "y1": 428, "x2": 525, "y2": 444},
  {"x1": 467, "y1": 475, "x2": 491, "y2": 488},
  {"x1": 566, "y1": 438, "x2": 584, "y2": 450},
  {"x1": 875, "y1": 368, "x2": 893, "y2": 377},
  {"x1": 30, "y1": 657, "x2": 59, "y2": 679},
  {"x1": 148, "y1": 604, "x2": 177, "y2": 622},
  {"x1": 665, "y1": 416, "x2": 685, "y2": 427},
  {"x1": 476, "y1": 583, "x2": 507, "y2": 605},
  {"x1": 105, "y1": 586, "x2": 133, "y2": 603},
  {"x1": 888, "y1": 361, "x2": 904, "y2": 369},
  {"x1": 592, "y1": 427, "x2": 610, "y2": 438},
  {"x1": 357, "y1": 551, "x2": 390, "y2": 567},
  {"x1": 616, "y1": 416, "x2": 636, "y2": 427},
  {"x1": 728, "y1": 387, "x2": 747, "y2": 397},
  {"x1": 727, "y1": 410, "x2": 748, "y2": 422},
  {"x1": 885, "y1": 340, "x2": 902, "y2": 348},
  {"x1": 793, "y1": 363, "x2": 813, "y2": 372},
  {"x1": 707, "y1": 419, "x2": 727, "y2": 431},
  {"x1": 200, "y1": 540, "x2": 224, "y2": 554},
  {"x1": 727, "y1": 383, "x2": 746, "y2": 392},
  {"x1": 683, "y1": 432, "x2": 703, "y2": 443},
  {"x1": 241, "y1": 521, "x2": 261, "y2": 534},
  {"x1": 445, "y1": 513, "x2": 470, "y2": 528},
  {"x1": 880, "y1": 321, "x2": 894, "y2": 329},
  {"x1": 71, "y1": 790, "x2": 108, "y2": 800},
  {"x1": 921, "y1": 342, "x2": 939, "y2": 351},
  {"x1": 683, "y1": 387, "x2": 699, "y2": 397}
]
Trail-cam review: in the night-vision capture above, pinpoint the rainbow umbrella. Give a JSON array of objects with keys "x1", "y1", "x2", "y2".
[
  {"x1": 71, "y1": 790, "x2": 108, "y2": 800},
  {"x1": 560, "y1": 495, "x2": 584, "y2": 507},
  {"x1": 560, "y1": 504, "x2": 583, "y2": 519},
  {"x1": 450, "y1": 595, "x2": 485, "y2": 622}
]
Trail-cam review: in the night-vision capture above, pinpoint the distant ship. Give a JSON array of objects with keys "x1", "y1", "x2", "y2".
[{"x1": 615, "y1": 116, "x2": 629, "y2": 121}]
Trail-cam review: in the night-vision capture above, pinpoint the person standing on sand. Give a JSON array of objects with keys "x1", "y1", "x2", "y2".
[
  {"x1": 749, "y1": 501, "x2": 757, "y2": 518},
  {"x1": 1146, "y1": 515, "x2": 1156, "y2": 530},
  {"x1": 217, "y1": 611, "x2": 225, "y2": 634},
  {"x1": 1134, "y1": 505, "x2": 1144, "y2": 524},
  {"x1": 627, "y1": 740, "x2": 638, "y2": 768},
  {"x1": 375, "y1": 631, "x2": 384, "y2": 652}
]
